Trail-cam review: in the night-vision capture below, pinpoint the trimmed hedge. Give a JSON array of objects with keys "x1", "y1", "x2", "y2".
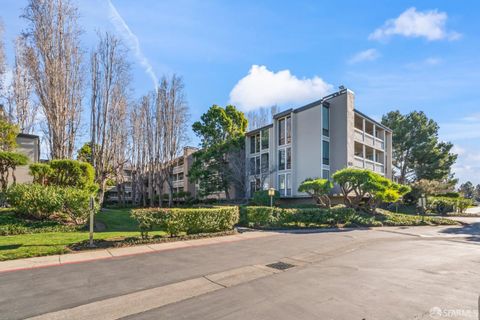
[
  {"x1": 427, "y1": 196, "x2": 473, "y2": 214},
  {"x1": 241, "y1": 206, "x2": 378, "y2": 228},
  {"x1": 6, "y1": 183, "x2": 97, "y2": 225},
  {"x1": 131, "y1": 206, "x2": 239, "y2": 238}
]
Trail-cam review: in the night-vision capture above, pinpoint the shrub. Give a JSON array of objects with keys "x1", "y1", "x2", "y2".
[
  {"x1": 251, "y1": 190, "x2": 280, "y2": 206},
  {"x1": 29, "y1": 163, "x2": 53, "y2": 185},
  {"x1": 243, "y1": 206, "x2": 358, "y2": 228},
  {"x1": 7, "y1": 183, "x2": 63, "y2": 219},
  {"x1": 131, "y1": 206, "x2": 239, "y2": 238},
  {"x1": 60, "y1": 188, "x2": 97, "y2": 225},
  {"x1": 298, "y1": 178, "x2": 333, "y2": 208},
  {"x1": 0, "y1": 151, "x2": 29, "y2": 191},
  {"x1": 332, "y1": 168, "x2": 410, "y2": 213},
  {"x1": 426, "y1": 196, "x2": 473, "y2": 214},
  {"x1": 48, "y1": 159, "x2": 96, "y2": 191},
  {"x1": 0, "y1": 212, "x2": 77, "y2": 235},
  {"x1": 6, "y1": 183, "x2": 96, "y2": 225}
]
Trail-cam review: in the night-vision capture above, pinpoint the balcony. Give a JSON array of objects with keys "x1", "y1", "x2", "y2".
[
  {"x1": 353, "y1": 156, "x2": 385, "y2": 174},
  {"x1": 173, "y1": 165, "x2": 183, "y2": 174}
]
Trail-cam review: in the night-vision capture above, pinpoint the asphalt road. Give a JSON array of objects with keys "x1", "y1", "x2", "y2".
[{"x1": 1, "y1": 219, "x2": 479, "y2": 320}]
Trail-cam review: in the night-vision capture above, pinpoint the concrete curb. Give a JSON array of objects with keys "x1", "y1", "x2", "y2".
[{"x1": 0, "y1": 231, "x2": 281, "y2": 273}]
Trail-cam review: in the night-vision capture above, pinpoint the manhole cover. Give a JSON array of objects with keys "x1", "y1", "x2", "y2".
[{"x1": 266, "y1": 261, "x2": 295, "y2": 270}]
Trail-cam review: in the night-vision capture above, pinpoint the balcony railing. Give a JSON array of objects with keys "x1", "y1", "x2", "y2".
[
  {"x1": 173, "y1": 165, "x2": 183, "y2": 174},
  {"x1": 354, "y1": 128, "x2": 385, "y2": 150},
  {"x1": 353, "y1": 156, "x2": 385, "y2": 174}
]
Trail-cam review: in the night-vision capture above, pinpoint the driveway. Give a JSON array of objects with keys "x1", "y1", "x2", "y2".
[{"x1": 0, "y1": 222, "x2": 479, "y2": 320}]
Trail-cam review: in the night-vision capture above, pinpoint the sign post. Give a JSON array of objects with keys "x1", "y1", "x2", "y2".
[
  {"x1": 268, "y1": 188, "x2": 275, "y2": 208},
  {"x1": 89, "y1": 195, "x2": 95, "y2": 247}
]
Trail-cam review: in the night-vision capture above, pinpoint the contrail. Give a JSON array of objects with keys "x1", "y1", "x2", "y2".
[{"x1": 106, "y1": 0, "x2": 159, "y2": 91}]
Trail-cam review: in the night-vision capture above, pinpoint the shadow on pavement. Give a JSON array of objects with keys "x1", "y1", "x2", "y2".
[{"x1": 439, "y1": 222, "x2": 480, "y2": 242}]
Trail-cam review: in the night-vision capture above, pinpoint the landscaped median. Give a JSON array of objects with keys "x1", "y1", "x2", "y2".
[{"x1": 240, "y1": 206, "x2": 459, "y2": 229}]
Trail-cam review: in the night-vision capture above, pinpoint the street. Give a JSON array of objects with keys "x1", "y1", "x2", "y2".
[{"x1": 1, "y1": 219, "x2": 479, "y2": 320}]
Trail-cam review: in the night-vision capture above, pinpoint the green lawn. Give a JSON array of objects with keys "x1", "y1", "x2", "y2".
[{"x1": 0, "y1": 208, "x2": 166, "y2": 261}]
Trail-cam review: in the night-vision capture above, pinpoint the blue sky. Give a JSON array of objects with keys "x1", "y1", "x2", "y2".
[{"x1": 1, "y1": 0, "x2": 480, "y2": 185}]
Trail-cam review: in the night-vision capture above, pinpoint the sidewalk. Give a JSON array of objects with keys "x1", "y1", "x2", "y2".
[{"x1": 0, "y1": 230, "x2": 280, "y2": 273}]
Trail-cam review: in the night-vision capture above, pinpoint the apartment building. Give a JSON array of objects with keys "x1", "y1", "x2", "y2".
[
  {"x1": 245, "y1": 88, "x2": 393, "y2": 198},
  {"x1": 167, "y1": 146, "x2": 198, "y2": 197},
  {"x1": 14, "y1": 133, "x2": 41, "y2": 184}
]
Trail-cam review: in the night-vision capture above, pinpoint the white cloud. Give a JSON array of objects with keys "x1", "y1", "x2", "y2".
[
  {"x1": 229, "y1": 65, "x2": 333, "y2": 111},
  {"x1": 107, "y1": 0, "x2": 158, "y2": 90},
  {"x1": 425, "y1": 57, "x2": 442, "y2": 65},
  {"x1": 348, "y1": 49, "x2": 380, "y2": 64},
  {"x1": 369, "y1": 7, "x2": 461, "y2": 41}
]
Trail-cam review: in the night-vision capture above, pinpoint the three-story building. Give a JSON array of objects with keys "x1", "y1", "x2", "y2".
[{"x1": 245, "y1": 88, "x2": 393, "y2": 198}]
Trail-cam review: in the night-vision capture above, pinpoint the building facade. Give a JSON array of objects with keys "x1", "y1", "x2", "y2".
[
  {"x1": 14, "y1": 133, "x2": 41, "y2": 184},
  {"x1": 245, "y1": 88, "x2": 393, "y2": 198}
]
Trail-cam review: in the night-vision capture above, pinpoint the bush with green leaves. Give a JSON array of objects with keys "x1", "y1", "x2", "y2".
[
  {"x1": 332, "y1": 168, "x2": 410, "y2": 213},
  {"x1": 0, "y1": 211, "x2": 77, "y2": 235},
  {"x1": 243, "y1": 206, "x2": 361, "y2": 228},
  {"x1": 29, "y1": 163, "x2": 53, "y2": 185},
  {"x1": 131, "y1": 206, "x2": 239, "y2": 238},
  {"x1": 0, "y1": 151, "x2": 29, "y2": 191},
  {"x1": 6, "y1": 183, "x2": 96, "y2": 225},
  {"x1": 298, "y1": 178, "x2": 333, "y2": 208},
  {"x1": 7, "y1": 183, "x2": 63, "y2": 219},
  {"x1": 427, "y1": 196, "x2": 473, "y2": 214},
  {"x1": 251, "y1": 189, "x2": 280, "y2": 206},
  {"x1": 48, "y1": 159, "x2": 96, "y2": 190}
]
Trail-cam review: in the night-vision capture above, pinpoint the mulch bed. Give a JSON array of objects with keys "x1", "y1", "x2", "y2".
[{"x1": 68, "y1": 229, "x2": 238, "y2": 251}]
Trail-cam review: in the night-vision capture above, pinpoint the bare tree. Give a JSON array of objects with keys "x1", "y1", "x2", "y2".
[
  {"x1": 246, "y1": 105, "x2": 278, "y2": 130},
  {"x1": 4, "y1": 37, "x2": 38, "y2": 133},
  {"x1": 22, "y1": 0, "x2": 84, "y2": 159},
  {"x1": 158, "y1": 75, "x2": 188, "y2": 207},
  {"x1": 90, "y1": 32, "x2": 130, "y2": 205},
  {"x1": 0, "y1": 20, "x2": 5, "y2": 98}
]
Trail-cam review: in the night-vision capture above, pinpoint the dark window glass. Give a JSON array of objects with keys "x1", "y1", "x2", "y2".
[
  {"x1": 261, "y1": 129, "x2": 269, "y2": 150},
  {"x1": 322, "y1": 170, "x2": 330, "y2": 180},
  {"x1": 279, "y1": 119, "x2": 285, "y2": 145},
  {"x1": 255, "y1": 156, "x2": 261, "y2": 175},
  {"x1": 322, "y1": 105, "x2": 329, "y2": 137},
  {"x1": 286, "y1": 116, "x2": 291, "y2": 144},
  {"x1": 250, "y1": 136, "x2": 256, "y2": 154},
  {"x1": 278, "y1": 174, "x2": 286, "y2": 197},
  {"x1": 250, "y1": 181, "x2": 256, "y2": 198},
  {"x1": 286, "y1": 173, "x2": 291, "y2": 196},
  {"x1": 255, "y1": 134, "x2": 260, "y2": 153},
  {"x1": 278, "y1": 149, "x2": 285, "y2": 170},
  {"x1": 261, "y1": 153, "x2": 269, "y2": 173},
  {"x1": 322, "y1": 140, "x2": 330, "y2": 165},
  {"x1": 286, "y1": 147, "x2": 291, "y2": 169},
  {"x1": 250, "y1": 158, "x2": 255, "y2": 175}
]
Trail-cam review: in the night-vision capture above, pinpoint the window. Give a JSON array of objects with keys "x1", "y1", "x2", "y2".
[
  {"x1": 261, "y1": 153, "x2": 269, "y2": 173},
  {"x1": 255, "y1": 156, "x2": 261, "y2": 175},
  {"x1": 178, "y1": 173, "x2": 184, "y2": 181},
  {"x1": 322, "y1": 105, "x2": 329, "y2": 137},
  {"x1": 286, "y1": 117, "x2": 292, "y2": 144},
  {"x1": 278, "y1": 149, "x2": 285, "y2": 170},
  {"x1": 322, "y1": 169, "x2": 330, "y2": 180},
  {"x1": 286, "y1": 147, "x2": 291, "y2": 169},
  {"x1": 250, "y1": 136, "x2": 256, "y2": 154},
  {"x1": 249, "y1": 158, "x2": 255, "y2": 175},
  {"x1": 278, "y1": 116, "x2": 291, "y2": 146},
  {"x1": 278, "y1": 118, "x2": 285, "y2": 145},
  {"x1": 322, "y1": 140, "x2": 330, "y2": 165},
  {"x1": 250, "y1": 179, "x2": 261, "y2": 198},
  {"x1": 255, "y1": 134, "x2": 260, "y2": 153},
  {"x1": 278, "y1": 173, "x2": 292, "y2": 197},
  {"x1": 278, "y1": 147, "x2": 291, "y2": 171},
  {"x1": 261, "y1": 129, "x2": 269, "y2": 150}
]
